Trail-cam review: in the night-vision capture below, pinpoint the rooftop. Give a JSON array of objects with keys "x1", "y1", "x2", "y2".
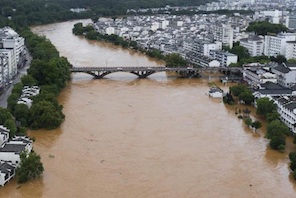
[
  {"x1": 0, "y1": 144, "x2": 26, "y2": 153},
  {"x1": 0, "y1": 162, "x2": 15, "y2": 174}
]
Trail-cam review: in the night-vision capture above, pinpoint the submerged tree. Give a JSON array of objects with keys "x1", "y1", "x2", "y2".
[{"x1": 17, "y1": 152, "x2": 44, "y2": 183}]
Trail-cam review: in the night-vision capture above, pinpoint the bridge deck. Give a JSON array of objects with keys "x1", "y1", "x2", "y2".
[
  {"x1": 69, "y1": 66, "x2": 241, "y2": 79},
  {"x1": 70, "y1": 66, "x2": 241, "y2": 72}
]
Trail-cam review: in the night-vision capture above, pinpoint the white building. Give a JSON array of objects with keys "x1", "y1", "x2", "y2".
[
  {"x1": 0, "y1": 54, "x2": 9, "y2": 88},
  {"x1": 272, "y1": 63, "x2": 296, "y2": 87},
  {"x1": 243, "y1": 67, "x2": 277, "y2": 86},
  {"x1": 183, "y1": 38, "x2": 222, "y2": 57},
  {"x1": 209, "y1": 87, "x2": 224, "y2": 98},
  {"x1": 285, "y1": 41, "x2": 296, "y2": 60},
  {"x1": 273, "y1": 96, "x2": 296, "y2": 134},
  {"x1": 0, "y1": 49, "x2": 16, "y2": 80},
  {"x1": 105, "y1": 27, "x2": 115, "y2": 35},
  {"x1": 213, "y1": 24, "x2": 234, "y2": 48},
  {"x1": 264, "y1": 33, "x2": 296, "y2": 57},
  {"x1": 0, "y1": 126, "x2": 9, "y2": 146},
  {"x1": 240, "y1": 35, "x2": 264, "y2": 57},
  {"x1": 286, "y1": 13, "x2": 296, "y2": 30},
  {"x1": 272, "y1": 63, "x2": 296, "y2": 88},
  {"x1": 0, "y1": 162, "x2": 15, "y2": 186},
  {"x1": 17, "y1": 86, "x2": 40, "y2": 108},
  {"x1": 252, "y1": 82, "x2": 294, "y2": 99},
  {"x1": 209, "y1": 50, "x2": 238, "y2": 67},
  {"x1": 0, "y1": 136, "x2": 33, "y2": 166},
  {"x1": 0, "y1": 27, "x2": 25, "y2": 68}
]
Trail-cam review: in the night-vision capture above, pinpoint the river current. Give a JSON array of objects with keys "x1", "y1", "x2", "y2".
[{"x1": 0, "y1": 19, "x2": 295, "y2": 198}]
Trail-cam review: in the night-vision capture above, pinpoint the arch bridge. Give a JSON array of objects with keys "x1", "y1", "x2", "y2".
[{"x1": 70, "y1": 66, "x2": 241, "y2": 79}]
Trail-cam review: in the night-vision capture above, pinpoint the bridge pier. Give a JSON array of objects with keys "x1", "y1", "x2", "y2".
[
  {"x1": 130, "y1": 70, "x2": 156, "y2": 78},
  {"x1": 70, "y1": 66, "x2": 242, "y2": 79}
]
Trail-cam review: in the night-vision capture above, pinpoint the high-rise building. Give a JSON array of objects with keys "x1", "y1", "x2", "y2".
[
  {"x1": 240, "y1": 35, "x2": 264, "y2": 57},
  {"x1": 0, "y1": 27, "x2": 25, "y2": 67},
  {"x1": 287, "y1": 13, "x2": 296, "y2": 30},
  {"x1": 213, "y1": 24, "x2": 234, "y2": 49},
  {"x1": 286, "y1": 41, "x2": 296, "y2": 60},
  {"x1": 264, "y1": 33, "x2": 296, "y2": 57}
]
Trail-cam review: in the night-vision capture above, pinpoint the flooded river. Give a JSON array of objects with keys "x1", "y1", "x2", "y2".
[{"x1": 0, "y1": 20, "x2": 296, "y2": 197}]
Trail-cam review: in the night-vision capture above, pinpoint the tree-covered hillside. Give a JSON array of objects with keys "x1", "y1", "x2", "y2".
[
  {"x1": 52, "y1": 0, "x2": 213, "y2": 9},
  {"x1": 0, "y1": 0, "x2": 215, "y2": 28}
]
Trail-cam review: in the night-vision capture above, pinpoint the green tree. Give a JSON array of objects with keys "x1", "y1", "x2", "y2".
[
  {"x1": 17, "y1": 151, "x2": 44, "y2": 183},
  {"x1": 13, "y1": 104, "x2": 30, "y2": 126},
  {"x1": 229, "y1": 84, "x2": 248, "y2": 97},
  {"x1": 246, "y1": 21, "x2": 288, "y2": 36},
  {"x1": 270, "y1": 55, "x2": 287, "y2": 64},
  {"x1": 244, "y1": 117, "x2": 252, "y2": 127},
  {"x1": 251, "y1": 121, "x2": 262, "y2": 131},
  {"x1": 270, "y1": 136, "x2": 286, "y2": 150},
  {"x1": 29, "y1": 100, "x2": 65, "y2": 130},
  {"x1": 238, "y1": 90, "x2": 254, "y2": 105},
  {"x1": 289, "y1": 152, "x2": 296, "y2": 171},
  {"x1": 21, "y1": 74, "x2": 37, "y2": 86},
  {"x1": 288, "y1": 59, "x2": 296, "y2": 63},
  {"x1": 266, "y1": 112, "x2": 280, "y2": 123},
  {"x1": 224, "y1": 45, "x2": 250, "y2": 61},
  {"x1": 165, "y1": 53, "x2": 187, "y2": 67},
  {"x1": 0, "y1": 107, "x2": 14, "y2": 124},
  {"x1": 266, "y1": 120, "x2": 290, "y2": 139},
  {"x1": 256, "y1": 97, "x2": 277, "y2": 117},
  {"x1": 4, "y1": 119, "x2": 17, "y2": 137}
]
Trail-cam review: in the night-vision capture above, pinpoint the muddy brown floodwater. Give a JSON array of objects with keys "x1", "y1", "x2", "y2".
[{"x1": 0, "y1": 19, "x2": 296, "y2": 198}]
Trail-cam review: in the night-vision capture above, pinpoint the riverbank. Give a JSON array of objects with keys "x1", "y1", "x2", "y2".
[{"x1": 3, "y1": 20, "x2": 291, "y2": 197}]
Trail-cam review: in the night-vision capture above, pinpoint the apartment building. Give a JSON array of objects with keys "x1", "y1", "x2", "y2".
[
  {"x1": 240, "y1": 35, "x2": 264, "y2": 57},
  {"x1": 273, "y1": 96, "x2": 296, "y2": 134},
  {"x1": 286, "y1": 41, "x2": 296, "y2": 60},
  {"x1": 209, "y1": 50, "x2": 238, "y2": 67},
  {"x1": 0, "y1": 27, "x2": 25, "y2": 68},
  {"x1": 286, "y1": 13, "x2": 296, "y2": 30},
  {"x1": 183, "y1": 38, "x2": 222, "y2": 57},
  {"x1": 271, "y1": 63, "x2": 296, "y2": 87},
  {"x1": 213, "y1": 24, "x2": 234, "y2": 49},
  {"x1": 0, "y1": 49, "x2": 16, "y2": 82},
  {"x1": 264, "y1": 33, "x2": 296, "y2": 57}
]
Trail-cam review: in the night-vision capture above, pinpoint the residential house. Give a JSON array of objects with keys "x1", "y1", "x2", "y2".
[
  {"x1": 271, "y1": 63, "x2": 296, "y2": 88},
  {"x1": 0, "y1": 162, "x2": 15, "y2": 186},
  {"x1": 273, "y1": 96, "x2": 296, "y2": 134},
  {"x1": 252, "y1": 81, "x2": 295, "y2": 99},
  {"x1": 0, "y1": 126, "x2": 9, "y2": 146},
  {"x1": 243, "y1": 67, "x2": 277, "y2": 86},
  {"x1": 240, "y1": 35, "x2": 264, "y2": 57}
]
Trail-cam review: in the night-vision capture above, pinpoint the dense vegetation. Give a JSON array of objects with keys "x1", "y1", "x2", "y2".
[
  {"x1": 7, "y1": 30, "x2": 71, "y2": 130},
  {"x1": 229, "y1": 84, "x2": 254, "y2": 105},
  {"x1": 246, "y1": 21, "x2": 288, "y2": 36},
  {"x1": 17, "y1": 151, "x2": 44, "y2": 183},
  {"x1": 225, "y1": 87, "x2": 289, "y2": 151},
  {"x1": 0, "y1": 0, "x2": 214, "y2": 29}
]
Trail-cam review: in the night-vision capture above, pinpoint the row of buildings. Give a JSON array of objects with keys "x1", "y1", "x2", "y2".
[
  {"x1": 128, "y1": 0, "x2": 296, "y2": 15},
  {"x1": 242, "y1": 62, "x2": 296, "y2": 134},
  {"x1": 0, "y1": 27, "x2": 26, "y2": 91},
  {"x1": 240, "y1": 33, "x2": 296, "y2": 59},
  {"x1": 94, "y1": 14, "x2": 245, "y2": 67},
  {"x1": 94, "y1": 8, "x2": 296, "y2": 68},
  {"x1": 0, "y1": 125, "x2": 32, "y2": 186}
]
